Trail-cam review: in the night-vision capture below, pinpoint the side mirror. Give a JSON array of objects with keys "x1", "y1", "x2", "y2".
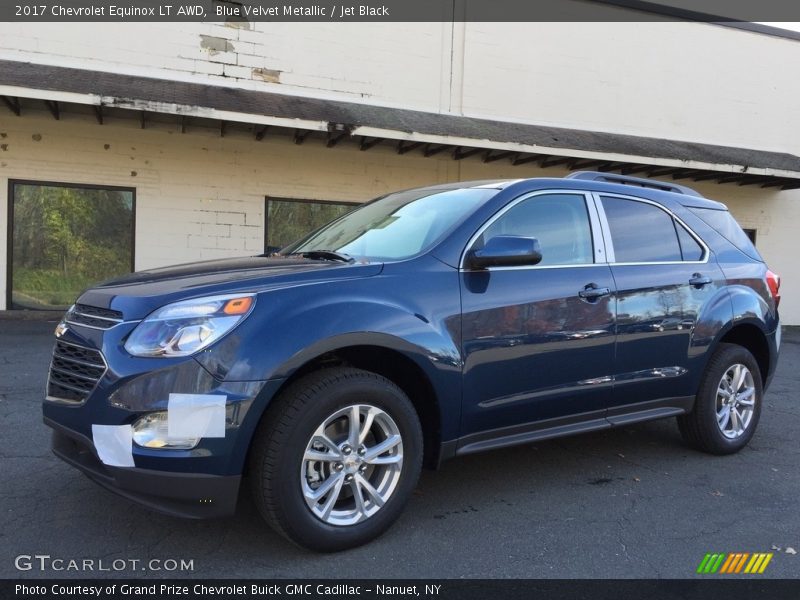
[{"x1": 467, "y1": 235, "x2": 543, "y2": 269}]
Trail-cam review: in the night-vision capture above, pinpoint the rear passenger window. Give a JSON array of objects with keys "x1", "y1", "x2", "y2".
[
  {"x1": 601, "y1": 196, "x2": 681, "y2": 263},
  {"x1": 675, "y1": 222, "x2": 704, "y2": 261}
]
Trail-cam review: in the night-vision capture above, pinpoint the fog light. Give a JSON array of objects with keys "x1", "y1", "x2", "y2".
[{"x1": 132, "y1": 412, "x2": 199, "y2": 449}]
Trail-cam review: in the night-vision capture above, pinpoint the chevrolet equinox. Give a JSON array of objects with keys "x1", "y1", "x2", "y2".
[{"x1": 43, "y1": 172, "x2": 781, "y2": 551}]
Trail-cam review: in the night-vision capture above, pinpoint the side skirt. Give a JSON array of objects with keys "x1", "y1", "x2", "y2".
[{"x1": 441, "y1": 396, "x2": 695, "y2": 460}]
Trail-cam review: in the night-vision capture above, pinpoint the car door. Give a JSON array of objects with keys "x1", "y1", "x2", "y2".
[
  {"x1": 596, "y1": 193, "x2": 726, "y2": 416},
  {"x1": 459, "y1": 191, "x2": 617, "y2": 447}
]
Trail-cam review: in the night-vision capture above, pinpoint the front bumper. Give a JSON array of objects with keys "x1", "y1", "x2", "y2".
[
  {"x1": 42, "y1": 319, "x2": 287, "y2": 519},
  {"x1": 47, "y1": 417, "x2": 241, "y2": 518}
]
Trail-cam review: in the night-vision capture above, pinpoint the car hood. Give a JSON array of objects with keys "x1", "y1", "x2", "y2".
[{"x1": 76, "y1": 256, "x2": 383, "y2": 320}]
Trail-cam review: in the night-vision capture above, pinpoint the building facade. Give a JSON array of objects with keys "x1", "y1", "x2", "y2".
[{"x1": 1, "y1": 18, "x2": 799, "y2": 321}]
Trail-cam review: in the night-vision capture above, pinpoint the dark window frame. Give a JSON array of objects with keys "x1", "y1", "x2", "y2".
[
  {"x1": 6, "y1": 179, "x2": 137, "y2": 310},
  {"x1": 481, "y1": 192, "x2": 596, "y2": 266},
  {"x1": 599, "y1": 193, "x2": 685, "y2": 265},
  {"x1": 674, "y1": 219, "x2": 705, "y2": 261},
  {"x1": 743, "y1": 228, "x2": 757, "y2": 245},
  {"x1": 264, "y1": 196, "x2": 359, "y2": 253},
  {"x1": 600, "y1": 195, "x2": 702, "y2": 264}
]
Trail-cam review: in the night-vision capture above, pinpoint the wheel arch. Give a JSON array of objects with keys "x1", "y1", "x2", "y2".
[
  {"x1": 715, "y1": 321, "x2": 771, "y2": 386},
  {"x1": 691, "y1": 286, "x2": 775, "y2": 391},
  {"x1": 253, "y1": 334, "x2": 453, "y2": 470}
]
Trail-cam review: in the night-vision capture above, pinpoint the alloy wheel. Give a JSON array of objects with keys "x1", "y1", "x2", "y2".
[
  {"x1": 301, "y1": 404, "x2": 403, "y2": 526},
  {"x1": 715, "y1": 363, "x2": 756, "y2": 439}
]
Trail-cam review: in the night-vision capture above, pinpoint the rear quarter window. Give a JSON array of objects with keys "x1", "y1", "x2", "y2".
[{"x1": 688, "y1": 207, "x2": 763, "y2": 261}]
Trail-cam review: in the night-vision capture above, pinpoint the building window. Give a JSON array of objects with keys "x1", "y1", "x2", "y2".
[
  {"x1": 265, "y1": 197, "x2": 357, "y2": 254},
  {"x1": 743, "y1": 229, "x2": 757, "y2": 245},
  {"x1": 8, "y1": 181, "x2": 135, "y2": 310}
]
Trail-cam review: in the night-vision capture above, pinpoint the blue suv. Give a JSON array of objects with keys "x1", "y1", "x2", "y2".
[{"x1": 43, "y1": 172, "x2": 781, "y2": 551}]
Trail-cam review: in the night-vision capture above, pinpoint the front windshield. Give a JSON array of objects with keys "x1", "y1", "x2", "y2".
[{"x1": 282, "y1": 187, "x2": 498, "y2": 262}]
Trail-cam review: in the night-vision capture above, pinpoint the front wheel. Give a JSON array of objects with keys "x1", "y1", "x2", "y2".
[
  {"x1": 249, "y1": 368, "x2": 423, "y2": 552},
  {"x1": 677, "y1": 343, "x2": 763, "y2": 455}
]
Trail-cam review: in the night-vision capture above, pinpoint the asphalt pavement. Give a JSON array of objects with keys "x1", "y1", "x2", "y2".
[{"x1": 1, "y1": 320, "x2": 798, "y2": 578}]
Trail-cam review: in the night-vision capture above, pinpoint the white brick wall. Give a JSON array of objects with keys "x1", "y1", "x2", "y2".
[
  {"x1": 0, "y1": 18, "x2": 798, "y2": 323},
  {"x1": 1, "y1": 110, "x2": 798, "y2": 324},
  {"x1": 0, "y1": 110, "x2": 463, "y2": 309},
  {"x1": 459, "y1": 22, "x2": 800, "y2": 155},
  {"x1": 0, "y1": 21, "x2": 453, "y2": 111},
  {"x1": 1, "y1": 20, "x2": 799, "y2": 155}
]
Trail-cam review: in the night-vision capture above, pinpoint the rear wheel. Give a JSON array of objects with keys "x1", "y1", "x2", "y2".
[
  {"x1": 678, "y1": 343, "x2": 763, "y2": 455},
  {"x1": 249, "y1": 368, "x2": 423, "y2": 552}
]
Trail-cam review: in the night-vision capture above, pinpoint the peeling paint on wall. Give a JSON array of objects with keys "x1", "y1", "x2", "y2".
[
  {"x1": 223, "y1": 17, "x2": 252, "y2": 30},
  {"x1": 252, "y1": 68, "x2": 281, "y2": 83},
  {"x1": 200, "y1": 35, "x2": 234, "y2": 54}
]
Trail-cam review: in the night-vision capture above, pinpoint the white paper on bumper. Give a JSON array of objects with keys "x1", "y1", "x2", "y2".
[
  {"x1": 91, "y1": 424, "x2": 135, "y2": 467},
  {"x1": 167, "y1": 393, "x2": 226, "y2": 439}
]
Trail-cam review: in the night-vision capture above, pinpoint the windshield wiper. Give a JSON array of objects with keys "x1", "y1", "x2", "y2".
[{"x1": 297, "y1": 250, "x2": 355, "y2": 263}]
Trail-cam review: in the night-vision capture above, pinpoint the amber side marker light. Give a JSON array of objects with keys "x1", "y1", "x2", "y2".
[{"x1": 223, "y1": 297, "x2": 254, "y2": 315}]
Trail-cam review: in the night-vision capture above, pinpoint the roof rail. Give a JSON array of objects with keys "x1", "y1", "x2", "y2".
[{"x1": 566, "y1": 171, "x2": 704, "y2": 198}]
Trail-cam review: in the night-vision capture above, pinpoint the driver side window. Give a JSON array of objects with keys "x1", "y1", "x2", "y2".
[{"x1": 481, "y1": 193, "x2": 594, "y2": 266}]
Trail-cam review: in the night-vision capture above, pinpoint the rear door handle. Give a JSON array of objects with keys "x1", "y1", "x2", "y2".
[
  {"x1": 578, "y1": 283, "x2": 611, "y2": 301},
  {"x1": 689, "y1": 273, "x2": 712, "y2": 287}
]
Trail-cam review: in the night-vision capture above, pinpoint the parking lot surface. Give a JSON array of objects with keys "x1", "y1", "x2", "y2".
[{"x1": 1, "y1": 320, "x2": 798, "y2": 578}]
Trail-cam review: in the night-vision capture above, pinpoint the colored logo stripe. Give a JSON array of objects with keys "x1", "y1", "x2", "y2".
[
  {"x1": 697, "y1": 553, "x2": 725, "y2": 573},
  {"x1": 720, "y1": 553, "x2": 748, "y2": 573},
  {"x1": 698, "y1": 553, "x2": 773, "y2": 574},
  {"x1": 744, "y1": 553, "x2": 773, "y2": 574}
]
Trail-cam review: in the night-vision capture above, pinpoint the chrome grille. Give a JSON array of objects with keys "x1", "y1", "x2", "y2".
[
  {"x1": 47, "y1": 340, "x2": 107, "y2": 403},
  {"x1": 66, "y1": 304, "x2": 124, "y2": 330}
]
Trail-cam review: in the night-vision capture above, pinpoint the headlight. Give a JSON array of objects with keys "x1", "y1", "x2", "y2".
[
  {"x1": 54, "y1": 305, "x2": 73, "y2": 337},
  {"x1": 124, "y1": 293, "x2": 255, "y2": 357}
]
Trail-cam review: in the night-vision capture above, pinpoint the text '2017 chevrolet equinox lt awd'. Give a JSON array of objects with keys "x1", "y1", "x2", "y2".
[{"x1": 44, "y1": 172, "x2": 781, "y2": 551}]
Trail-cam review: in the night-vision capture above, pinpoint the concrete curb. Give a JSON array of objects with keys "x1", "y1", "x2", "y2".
[{"x1": 0, "y1": 310, "x2": 62, "y2": 321}]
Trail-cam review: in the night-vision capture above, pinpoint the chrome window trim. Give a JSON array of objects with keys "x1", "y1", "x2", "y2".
[
  {"x1": 592, "y1": 192, "x2": 711, "y2": 267},
  {"x1": 585, "y1": 192, "x2": 606, "y2": 264},
  {"x1": 591, "y1": 192, "x2": 616, "y2": 263},
  {"x1": 459, "y1": 189, "x2": 607, "y2": 272},
  {"x1": 464, "y1": 263, "x2": 605, "y2": 272}
]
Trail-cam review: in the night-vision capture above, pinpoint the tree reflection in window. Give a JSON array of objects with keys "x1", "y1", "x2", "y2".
[{"x1": 10, "y1": 182, "x2": 134, "y2": 310}]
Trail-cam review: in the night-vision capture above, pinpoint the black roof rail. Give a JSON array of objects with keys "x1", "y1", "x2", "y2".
[{"x1": 566, "y1": 171, "x2": 705, "y2": 198}]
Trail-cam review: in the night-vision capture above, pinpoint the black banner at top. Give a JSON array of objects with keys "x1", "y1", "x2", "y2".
[{"x1": 3, "y1": 0, "x2": 800, "y2": 23}]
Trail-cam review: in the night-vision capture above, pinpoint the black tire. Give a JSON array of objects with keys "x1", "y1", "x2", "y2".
[
  {"x1": 677, "y1": 343, "x2": 763, "y2": 455},
  {"x1": 248, "y1": 367, "x2": 423, "y2": 552}
]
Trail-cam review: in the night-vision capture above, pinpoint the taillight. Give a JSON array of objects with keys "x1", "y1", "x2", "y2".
[{"x1": 766, "y1": 269, "x2": 781, "y2": 308}]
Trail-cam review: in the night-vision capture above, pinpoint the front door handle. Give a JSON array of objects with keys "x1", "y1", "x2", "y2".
[
  {"x1": 689, "y1": 273, "x2": 713, "y2": 288},
  {"x1": 578, "y1": 283, "x2": 611, "y2": 301}
]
